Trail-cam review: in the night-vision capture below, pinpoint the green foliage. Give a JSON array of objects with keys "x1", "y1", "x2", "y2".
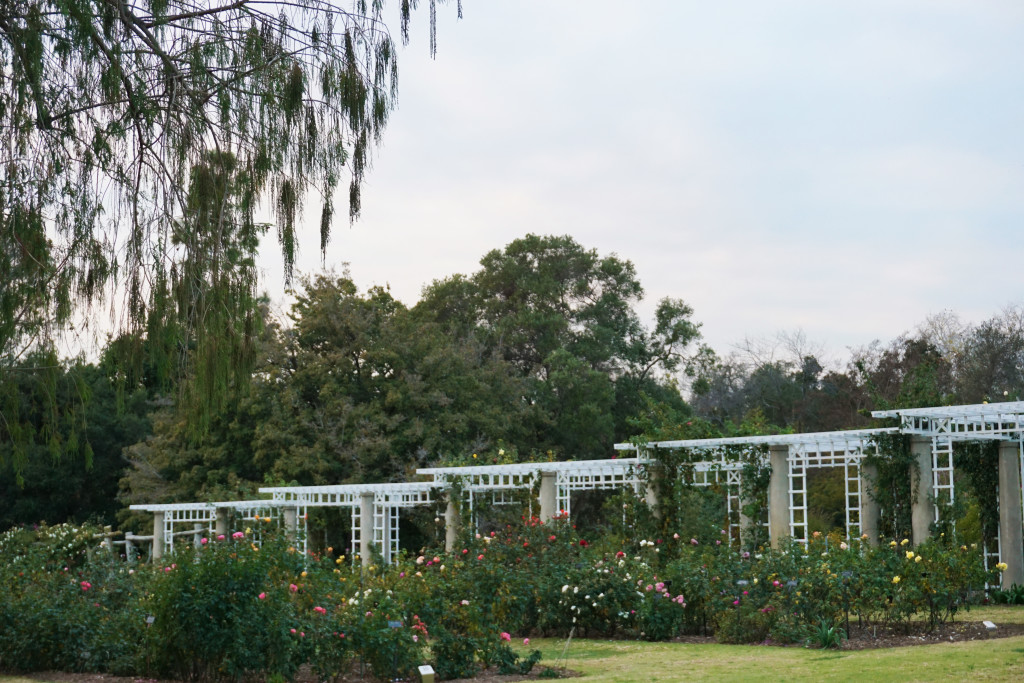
[
  {"x1": 954, "y1": 441, "x2": 1000, "y2": 550},
  {"x1": 146, "y1": 534, "x2": 303, "y2": 681},
  {"x1": 495, "y1": 644, "x2": 543, "y2": 675},
  {"x1": 418, "y1": 234, "x2": 705, "y2": 457},
  {"x1": 863, "y1": 433, "x2": 914, "y2": 541},
  {"x1": 0, "y1": 517, "x2": 1000, "y2": 677},
  {"x1": 118, "y1": 236, "x2": 708, "y2": 515},
  {"x1": 0, "y1": 359, "x2": 151, "y2": 527},
  {"x1": 803, "y1": 619, "x2": 847, "y2": 649},
  {"x1": 990, "y1": 584, "x2": 1024, "y2": 606},
  {"x1": 120, "y1": 272, "x2": 535, "y2": 507},
  {"x1": 0, "y1": 524, "x2": 148, "y2": 674},
  {"x1": 1, "y1": 0, "x2": 454, "y2": 478}
]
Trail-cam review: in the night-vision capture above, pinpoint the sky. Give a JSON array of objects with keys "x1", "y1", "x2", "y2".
[{"x1": 257, "y1": 0, "x2": 1024, "y2": 368}]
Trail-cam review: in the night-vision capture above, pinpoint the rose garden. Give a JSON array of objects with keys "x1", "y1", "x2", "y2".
[{"x1": 3, "y1": 403, "x2": 1024, "y2": 681}]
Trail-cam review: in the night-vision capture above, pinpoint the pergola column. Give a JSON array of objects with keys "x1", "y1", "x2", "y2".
[
  {"x1": 644, "y1": 464, "x2": 661, "y2": 519},
  {"x1": 539, "y1": 471, "x2": 558, "y2": 521},
  {"x1": 152, "y1": 511, "x2": 165, "y2": 562},
  {"x1": 860, "y1": 462, "x2": 880, "y2": 546},
  {"x1": 998, "y1": 441, "x2": 1024, "y2": 589},
  {"x1": 768, "y1": 445, "x2": 789, "y2": 548},
  {"x1": 359, "y1": 493, "x2": 374, "y2": 567},
  {"x1": 444, "y1": 492, "x2": 461, "y2": 553},
  {"x1": 283, "y1": 506, "x2": 298, "y2": 544},
  {"x1": 215, "y1": 507, "x2": 229, "y2": 538},
  {"x1": 911, "y1": 437, "x2": 934, "y2": 545}
]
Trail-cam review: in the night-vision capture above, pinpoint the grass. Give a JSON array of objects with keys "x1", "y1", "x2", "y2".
[
  {"x1": 524, "y1": 605, "x2": 1024, "y2": 682},
  {"x1": 527, "y1": 635, "x2": 1024, "y2": 682}
]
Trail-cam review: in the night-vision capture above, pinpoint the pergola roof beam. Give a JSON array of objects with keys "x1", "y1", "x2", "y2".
[{"x1": 616, "y1": 427, "x2": 898, "y2": 451}]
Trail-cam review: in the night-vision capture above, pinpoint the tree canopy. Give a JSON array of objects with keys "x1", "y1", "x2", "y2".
[{"x1": 0, "y1": 0, "x2": 457, "y2": 469}]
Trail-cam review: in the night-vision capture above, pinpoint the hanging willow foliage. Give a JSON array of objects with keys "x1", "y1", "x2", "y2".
[{"x1": 0, "y1": 0, "x2": 459, "y2": 472}]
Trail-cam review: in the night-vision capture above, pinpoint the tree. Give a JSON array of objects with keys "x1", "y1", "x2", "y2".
[
  {"x1": 852, "y1": 336, "x2": 955, "y2": 410},
  {"x1": 0, "y1": 354, "x2": 151, "y2": 525},
  {"x1": 952, "y1": 313, "x2": 1024, "y2": 403},
  {"x1": 1, "y1": 0, "x2": 457, "y2": 472},
  {"x1": 418, "y1": 234, "x2": 705, "y2": 456},
  {"x1": 119, "y1": 271, "x2": 530, "y2": 503}
]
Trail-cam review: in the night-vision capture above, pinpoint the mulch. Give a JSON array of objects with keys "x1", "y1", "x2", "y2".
[{"x1": 672, "y1": 618, "x2": 1024, "y2": 650}]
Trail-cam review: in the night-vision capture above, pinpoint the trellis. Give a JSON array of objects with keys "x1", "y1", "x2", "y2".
[
  {"x1": 618, "y1": 428, "x2": 897, "y2": 542},
  {"x1": 128, "y1": 500, "x2": 286, "y2": 557},
  {"x1": 872, "y1": 402, "x2": 1024, "y2": 571},
  {"x1": 417, "y1": 457, "x2": 651, "y2": 522},
  {"x1": 127, "y1": 402, "x2": 1024, "y2": 581},
  {"x1": 259, "y1": 482, "x2": 435, "y2": 564}
]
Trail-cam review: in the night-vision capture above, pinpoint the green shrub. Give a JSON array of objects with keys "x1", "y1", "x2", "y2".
[{"x1": 145, "y1": 531, "x2": 302, "y2": 681}]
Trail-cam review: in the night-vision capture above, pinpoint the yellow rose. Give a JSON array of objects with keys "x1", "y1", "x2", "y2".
[
  {"x1": 900, "y1": 539, "x2": 909, "y2": 546},
  {"x1": 892, "y1": 576, "x2": 901, "y2": 584},
  {"x1": 996, "y1": 562, "x2": 1008, "y2": 572},
  {"x1": 914, "y1": 556, "x2": 922, "y2": 563},
  {"x1": 889, "y1": 540, "x2": 898, "y2": 547},
  {"x1": 906, "y1": 551, "x2": 914, "y2": 560}
]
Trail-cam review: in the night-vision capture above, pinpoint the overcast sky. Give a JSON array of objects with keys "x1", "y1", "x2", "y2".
[{"x1": 257, "y1": 0, "x2": 1024, "y2": 367}]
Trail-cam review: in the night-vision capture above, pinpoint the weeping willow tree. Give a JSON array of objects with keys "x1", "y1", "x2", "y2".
[{"x1": 0, "y1": 0, "x2": 462, "y2": 476}]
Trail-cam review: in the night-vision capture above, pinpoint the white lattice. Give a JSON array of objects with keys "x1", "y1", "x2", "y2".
[{"x1": 931, "y1": 436, "x2": 955, "y2": 521}]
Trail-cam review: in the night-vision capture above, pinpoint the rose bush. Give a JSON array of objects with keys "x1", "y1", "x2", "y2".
[{"x1": 0, "y1": 519, "x2": 998, "y2": 678}]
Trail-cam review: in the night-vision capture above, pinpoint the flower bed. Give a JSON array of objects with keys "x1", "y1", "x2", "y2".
[{"x1": 0, "y1": 519, "x2": 1003, "y2": 681}]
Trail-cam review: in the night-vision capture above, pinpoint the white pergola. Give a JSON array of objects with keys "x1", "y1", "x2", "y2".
[
  {"x1": 126, "y1": 402, "x2": 1024, "y2": 586},
  {"x1": 616, "y1": 428, "x2": 899, "y2": 543},
  {"x1": 259, "y1": 482, "x2": 436, "y2": 564},
  {"x1": 417, "y1": 456, "x2": 651, "y2": 522},
  {"x1": 128, "y1": 499, "x2": 285, "y2": 558},
  {"x1": 872, "y1": 402, "x2": 1024, "y2": 574}
]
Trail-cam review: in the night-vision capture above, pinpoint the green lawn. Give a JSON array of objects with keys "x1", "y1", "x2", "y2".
[
  {"x1": 524, "y1": 636, "x2": 1024, "y2": 682},
  {"x1": 525, "y1": 606, "x2": 1024, "y2": 682}
]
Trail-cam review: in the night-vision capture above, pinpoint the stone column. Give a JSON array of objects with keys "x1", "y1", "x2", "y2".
[
  {"x1": 860, "y1": 463, "x2": 880, "y2": 546},
  {"x1": 644, "y1": 464, "x2": 661, "y2": 519},
  {"x1": 444, "y1": 492, "x2": 461, "y2": 553},
  {"x1": 539, "y1": 471, "x2": 558, "y2": 522},
  {"x1": 152, "y1": 511, "x2": 165, "y2": 562},
  {"x1": 359, "y1": 493, "x2": 374, "y2": 568},
  {"x1": 215, "y1": 507, "x2": 229, "y2": 538},
  {"x1": 910, "y1": 437, "x2": 934, "y2": 545},
  {"x1": 768, "y1": 445, "x2": 790, "y2": 548},
  {"x1": 998, "y1": 441, "x2": 1024, "y2": 590},
  {"x1": 283, "y1": 506, "x2": 298, "y2": 544}
]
